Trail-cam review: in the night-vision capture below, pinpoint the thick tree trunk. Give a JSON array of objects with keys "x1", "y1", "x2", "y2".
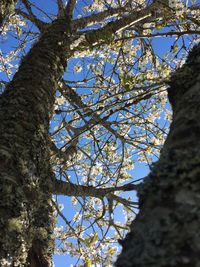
[
  {"x1": 0, "y1": 19, "x2": 71, "y2": 266},
  {"x1": 116, "y1": 43, "x2": 200, "y2": 267},
  {"x1": 0, "y1": 0, "x2": 17, "y2": 28}
]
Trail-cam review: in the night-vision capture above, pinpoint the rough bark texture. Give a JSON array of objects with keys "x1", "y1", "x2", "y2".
[
  {"x1": 0, "y1": 0, "x2": 17, "y2": 28},
  {"x1": 0, "y1": 18, "x2": 71, "y2": 266},
  {"x1": 116, "y1": 43, "x2": 200, "y2": 267}
]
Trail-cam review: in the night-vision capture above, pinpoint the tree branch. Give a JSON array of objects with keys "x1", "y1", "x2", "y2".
[
  {"x1": 65, "y1": 0, "x2": 77, "y2": 19},
  {"x1": 115, "y1": 30, "x2": 200, "y2": 40},
  {"x1": 20, "y1": 0, "x2": 48, "y2": 31},
  {"x1": 77, "y1": 3, "x2": 157, "y2": 47},
  {"x1": 73, "y1": 4, "x2": 129, "y2": 30},
  {"x1": 57, "y1": 0, "x2": 65, "y2": 17},
  {"x1": 50, "y1": 140, "x2": 77, "y2": 163},
  {"x1": 52, "y1": 179, "x2": 138, "y2": 200},
  {"x1": 15, "y1": 8, "x2": 48, "y2": 31},
  {"x1": 60, "y1": 83, "x2": 140, "y2": 146}
]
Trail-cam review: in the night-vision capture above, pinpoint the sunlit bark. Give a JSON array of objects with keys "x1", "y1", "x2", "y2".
[
  {"x1": 0, "y1": 6, "x2": 153, "y2": 264},
  {"x1": 0, "y1": 5, "x2": 154, "y2": 264},
  {"x1": 0, "y1": 18, "x2": 71, "y2": 267},
  {"x1": 1, "y1": 0, "x2": 200, "y2": 265}
]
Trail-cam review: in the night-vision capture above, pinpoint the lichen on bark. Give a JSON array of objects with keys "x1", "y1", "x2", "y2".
[
  {"x1": 0, "y1": 18, "x2": 72, "y2": 267},
  {"x1": 116, "y1": 43, "x2": 200, "y2": 267}
]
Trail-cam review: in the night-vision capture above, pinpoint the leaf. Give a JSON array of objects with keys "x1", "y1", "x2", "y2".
[
  {"x1": 16, "y1": 27, "x2": 22, "y2": 35},
  {"x1": 90, "y1": 233, "x2": 98, "y2": 244},
  {"x1": 107, "y1": 247, "x2": 117, "y2": 256},
  {"x1": 155, "y1": 22, "x2": 166, "y2": 30},
  {"x1": 83, "y1": 233, "x2": 98, "y2": 247},
  {"x1": 83, "y1": 236, "x2": 91, "y2": 246},
  {"x1": 120, "y1": 74, "x2": 134, "y2": 91},
  {"x1": 84, "y1": 259, "x2": 92, "y2": 267},
  {"x1": 172, "y1": 44, "x2": 179, "y2": 53}
]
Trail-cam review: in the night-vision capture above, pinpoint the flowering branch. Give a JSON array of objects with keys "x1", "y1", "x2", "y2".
[{"x1": 52, "y1": 179, "x2": 138, "y2": 204}]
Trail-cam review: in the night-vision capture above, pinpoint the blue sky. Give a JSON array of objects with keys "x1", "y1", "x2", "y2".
[{"x1": 1, "y1": 0, "x2": 199, "y2": 266}]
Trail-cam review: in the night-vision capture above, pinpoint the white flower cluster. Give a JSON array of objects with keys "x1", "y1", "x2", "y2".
[
  {"x1": 0, "y1": 14, "x2": 26, "y2": 36},
  {"x1": 70, "y1": 35, "x2": 86, "y2": 50},
  {"x1": 0, "y1": 50, "x2": 18, "y2": 77},
  {"x1": 0, "y1": 258, "x2": 12, "y2": 267},
  {"x1": 169, "y1": 0, "x2": 185, "y2": 16}
]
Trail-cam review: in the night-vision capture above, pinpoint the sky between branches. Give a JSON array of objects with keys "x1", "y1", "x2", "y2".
[{"x1": 0, "y1": 0, "x2": 200, "y2": 266}]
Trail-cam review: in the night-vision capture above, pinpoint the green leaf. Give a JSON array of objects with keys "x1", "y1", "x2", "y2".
[
  {"x1": 155, "y1": 22, "x2": 166, "y2": 30},
  {"x1": 90, "y1": 233, "x2": 98, "y2": 244},
  {"x1": 172, "y1": 44, "x2": 179, "y2": 53},
  {"x1": 84, "y1": 259, "x2": 92, "y2": 267}
]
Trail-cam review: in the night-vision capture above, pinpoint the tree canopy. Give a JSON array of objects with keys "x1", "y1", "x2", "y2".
[{"x1": 0, "y1": 0, "x2": 200, "y2": 266}]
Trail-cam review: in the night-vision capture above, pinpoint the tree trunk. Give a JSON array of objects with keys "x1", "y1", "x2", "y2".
[
  {"x1": 0, "y1": 18, "x2": 71, "y2": 266},
  {"x1": 116, "y1": 43, "x2": 200, "y2": 267},
  {"x1": 0, "y1": 0, "x2": 17, "y2": 28}
]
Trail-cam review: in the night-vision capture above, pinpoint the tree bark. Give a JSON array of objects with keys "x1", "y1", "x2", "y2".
[
  {"x1": 0, "y1": 5, "x2": 166, "y2": 265},
  {"x1": 0, "y1": 18, "x2": 71, "y2": 267},
  {"x1": 116, "y1": 43, "x2": 200, "y2": 267}
]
